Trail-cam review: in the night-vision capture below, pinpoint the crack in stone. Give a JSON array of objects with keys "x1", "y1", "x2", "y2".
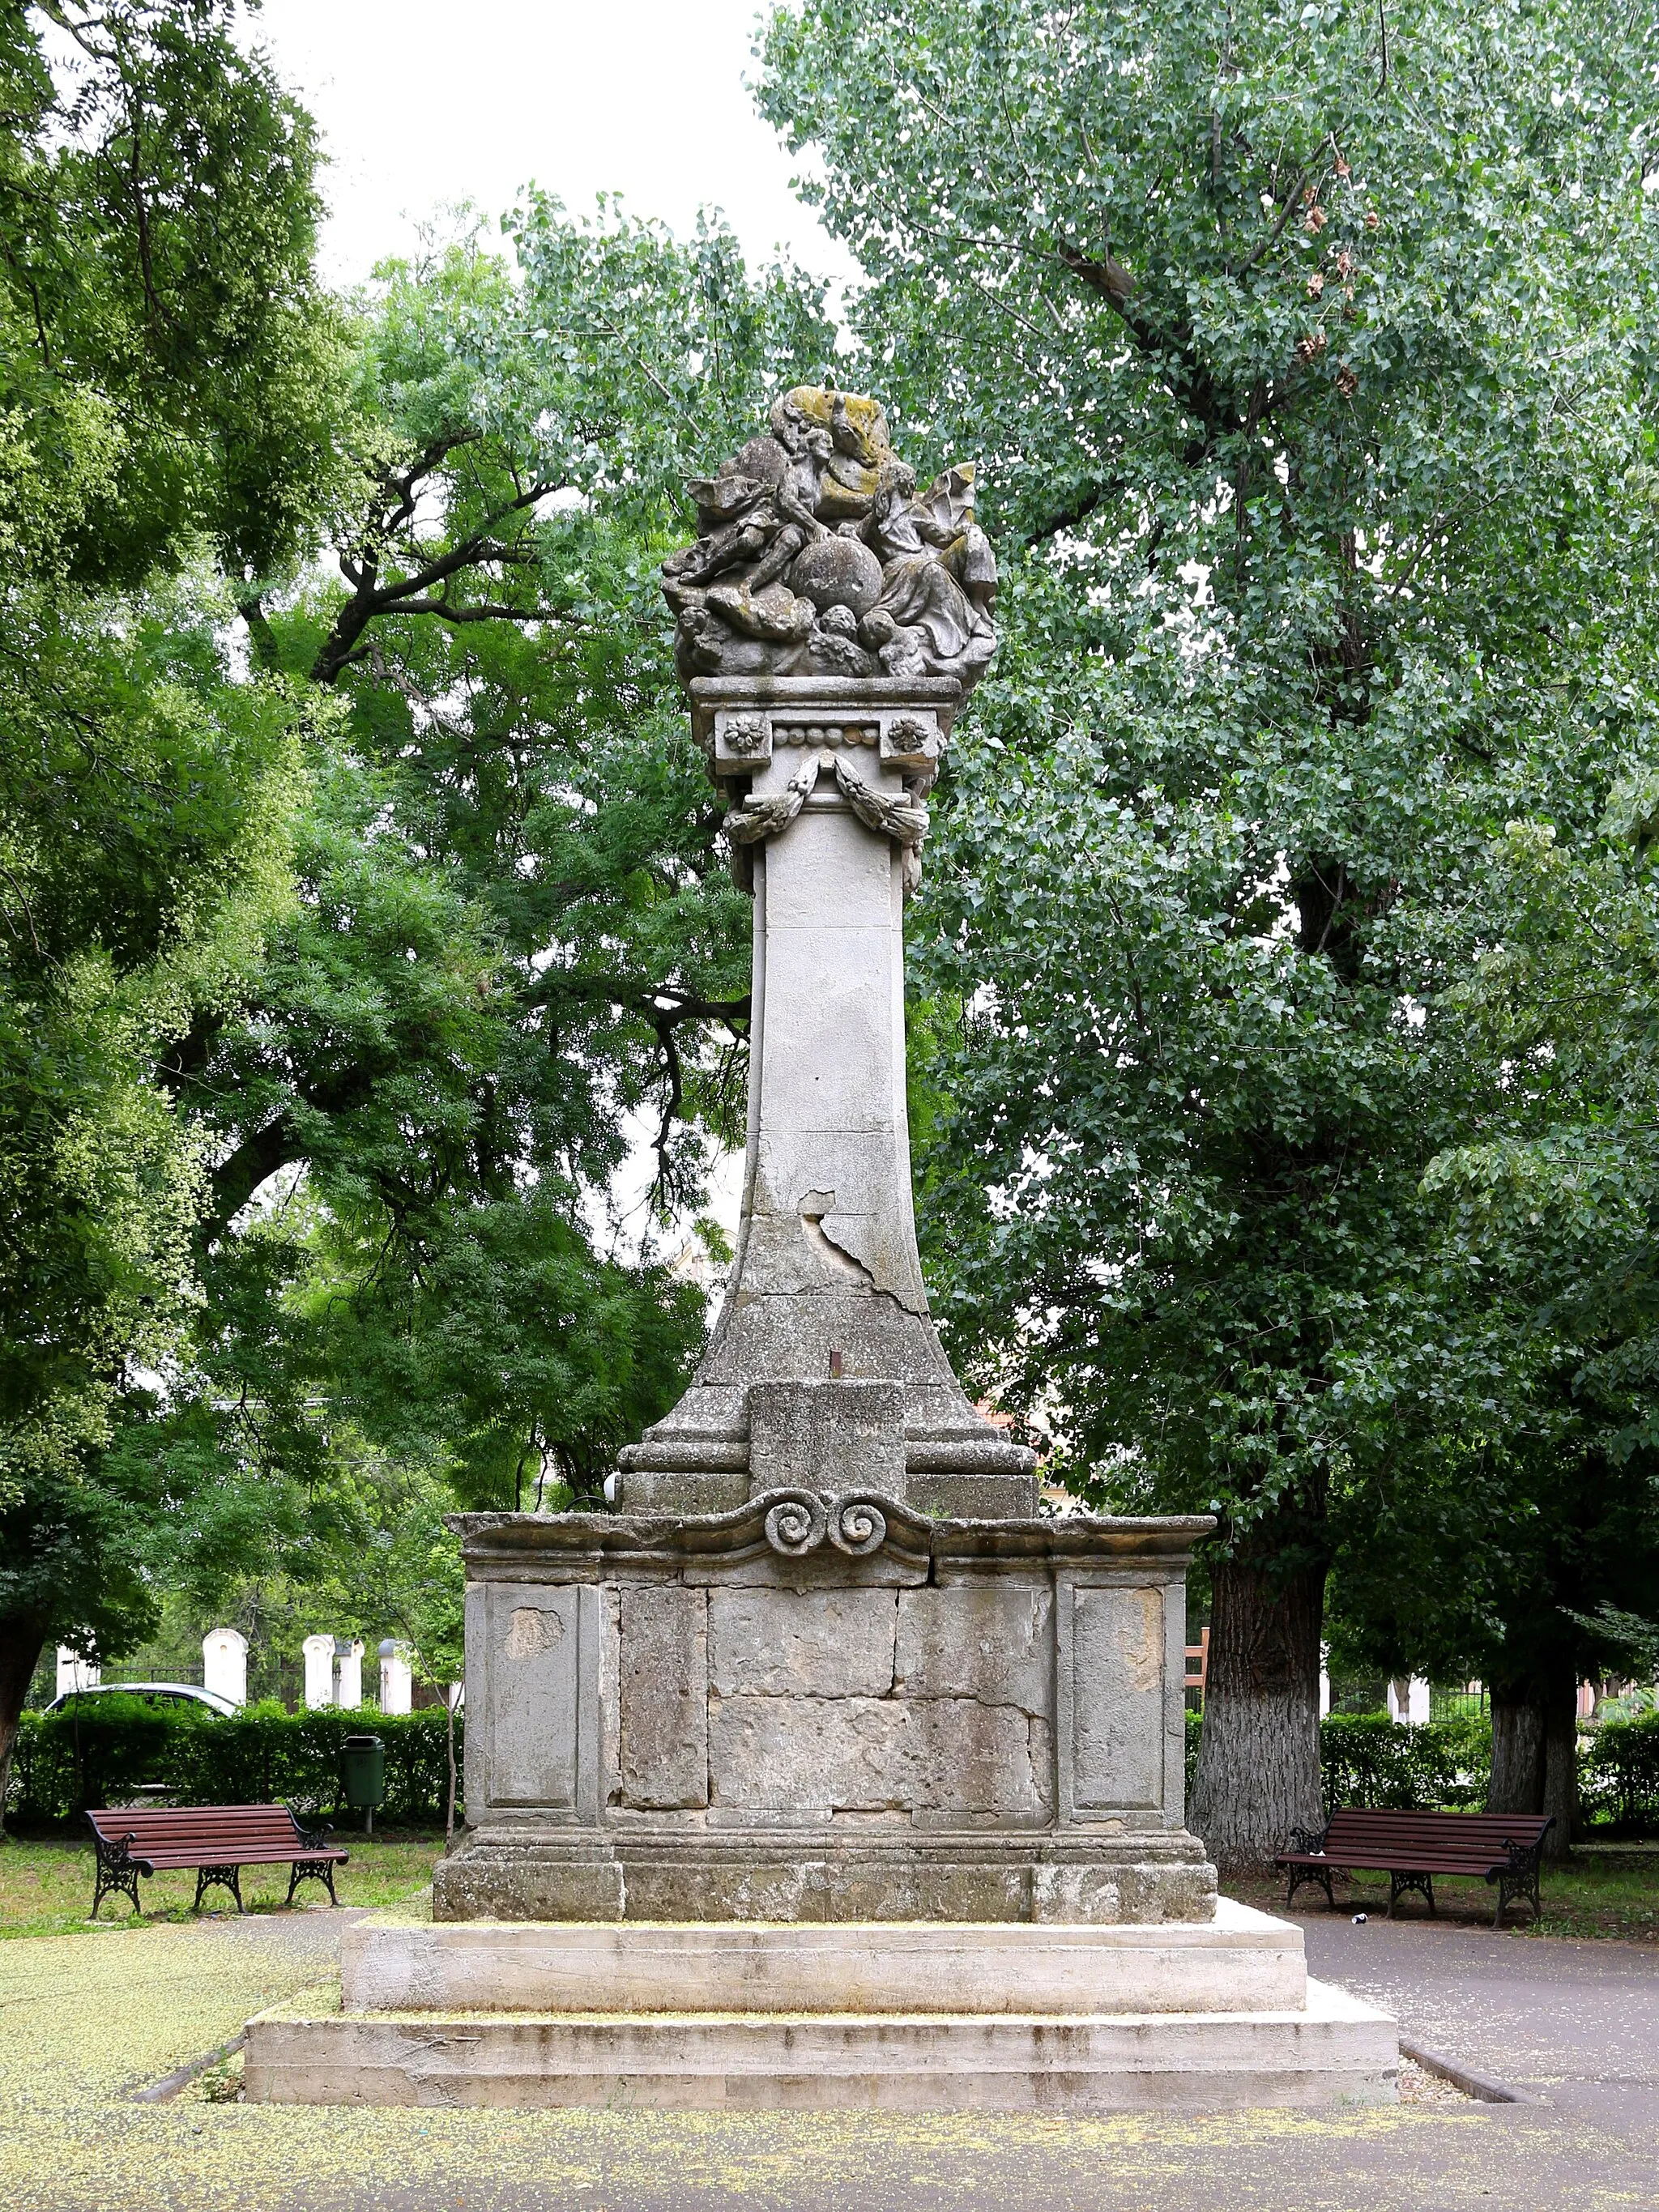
[
  {"x1": 797, "y1": 1188, "x2": 928, "y2": 1314},
  {"x1": 797, "y1": 1195, "x2": 876, "y2": 1289}
]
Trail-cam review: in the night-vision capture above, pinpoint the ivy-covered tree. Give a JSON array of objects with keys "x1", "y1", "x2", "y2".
[{"x1": 759, "y1": 0, "x2": 1659, "y2": 1859}]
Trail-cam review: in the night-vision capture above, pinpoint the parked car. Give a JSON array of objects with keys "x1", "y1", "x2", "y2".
[{"x1": 42, "y1": 1681, "x2": 237, "y2": 1719}]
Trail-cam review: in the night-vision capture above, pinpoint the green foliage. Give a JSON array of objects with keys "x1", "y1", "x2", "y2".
[
  {"x1": 0, "y1": 1, "x2": 343, "y2": 587},
  {"x1": 0, "y1": 5, "x2": 337, "y2": 1690},
  {"x1": 2, "y1": 67, "x2": 837, "y2": 1691},
  {"x1": 1580, "y1": 1713, "x2": 1659, "y2": 1835},
  {"x1": 757, "y1": 0, "x2": 1659, "y2": 1694},
  {"x1": 1318, "y1": 1714, "x2": 1492, "y2": 1814},
  {"x1": 6, "y1": 1698, "x2": 461, "y2": 1827},
  {"x1": 143, "y1": 202, "x2": 838, "y2": 1535},
  {"x1": 1195, "y1": 1709, "x2": 1659, "y2": 1831}
]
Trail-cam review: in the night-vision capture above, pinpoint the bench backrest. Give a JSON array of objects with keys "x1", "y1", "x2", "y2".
[
  {"x1": 1324, "y1": 1808, "x2": 1552, "y2": 1857},
  {"x1": 87, "y1": 1804, "x2": 307, "y2": 1853}
]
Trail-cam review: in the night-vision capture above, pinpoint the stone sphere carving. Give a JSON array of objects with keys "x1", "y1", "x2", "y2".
[{"x1": 788, "y1": 535, "x2": 884, "y2": 618}]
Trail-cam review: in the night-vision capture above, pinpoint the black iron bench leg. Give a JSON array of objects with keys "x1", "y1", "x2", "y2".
[
  {"x1": 286, "y1": 1858, "x2": 339, "y2": 1907},
  {"x1": 1494, "y1": 1852, "x2": 1544, "y2": 1927},
  {"x1": 1388, "y1": 1870, "x2": 1435, "y2": 1919},
  {"x1": 1285, "y1": 1866, "x2": 1336, "y2": 1911},
  {"x1": 90, "y1": 1834, "x2": 143, "y2": 1920},
  {"x1": 193, "y1": 1865, "x2": 245, "y2": 1914}
]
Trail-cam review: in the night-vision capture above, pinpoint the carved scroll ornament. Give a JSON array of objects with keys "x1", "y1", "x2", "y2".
[
  {"x1": 761, "y1": 1489, "x2": 890, "y2": 1558},
  {"x1": 719, "y1": 750, "x2": 930, "y2": 894}
]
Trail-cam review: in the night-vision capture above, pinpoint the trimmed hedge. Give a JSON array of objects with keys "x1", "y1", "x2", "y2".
[
  {"x1": 6, "y1": 1698, "x2": 461, "y2": 1828},
  {"x1": 1319, "y1": 1713, "x2": 1491, "y2": 1812},
  {"x1": 1580, "y1": 1711, "x2": 1659, "y2": 1832}
]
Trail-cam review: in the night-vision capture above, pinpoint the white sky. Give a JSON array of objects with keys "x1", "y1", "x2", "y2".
[{"x1": 252, "y1": 0, "x2": 861, "y2": 295}]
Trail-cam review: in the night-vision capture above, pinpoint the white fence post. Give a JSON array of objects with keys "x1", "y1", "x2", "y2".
[
  {"x1": 202, "y1": 1627, "x2": 248, "y2": 1708},
  {"x1": 335, "y1": 1638, "x2": 364, "y2": 1711},
  {"x1": 1388, "y1": 1676, "x2": 1432, "y2": 1724},
  {"x1": 377, "y1": 1639, "x2": 412, "y2": 1715},
  {"x1": 302, "y1": 1634, "x2": 335, "y2": 1711},
  {"x1": 55, "y1": 1648, "x2": 100, "y2": 1698}
]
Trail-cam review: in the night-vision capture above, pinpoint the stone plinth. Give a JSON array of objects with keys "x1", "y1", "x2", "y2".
[
  {"x1": 343, "y1": 1897, "x2": 1307, "y2": 2015},
  {"x1": 245, "y1": 1911, "x2": 1397, "y2": 2112},
  {"x1": 431, "y1": 1494, "x2": 1216, "y2": 1926}
]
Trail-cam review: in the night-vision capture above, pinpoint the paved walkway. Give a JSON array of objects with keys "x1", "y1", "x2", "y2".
[
  {"x1": 6, "y1": 1902, "x2": 1658, "y2": 2210},
  {"x1": 1301, "y1": 1907, "x2": 1659, "y2": 2123}
]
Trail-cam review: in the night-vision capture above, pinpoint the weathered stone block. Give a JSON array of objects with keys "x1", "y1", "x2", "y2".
[
  {"x1": 709, "y1": 1587, "x2": 897, "y2": 1698},
  {"x1": 707, "y1": 1692, "x2": 1048, "y2": 1820},
  {"x1": 710, "y1": 1694, "x2": 912, "y2": 1812},
  {"x1": 483, "y1": 1583, "x2": 582, "y2": 1809},
  {"x1": 747, "y1": 1378, "x2": 906, "y2": 1494},
  {"x1": 913, "y1": 1699, "x2": 1051, "y2": 1822},
  {"x1": 896, "y1": 1584, "x2": 1051, "y2": 1714},
  {"x1": 618, "y1": 1586, "x2": 708, "y2": 1810}
]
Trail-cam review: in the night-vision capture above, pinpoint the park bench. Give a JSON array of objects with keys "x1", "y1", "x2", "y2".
[
  {"x1": 85, "y1": 1803, "x2": 348, "y2": 1919},
  {"x1": 1276, "y1": 1808, "x2": 1555, "y2": 1926}
]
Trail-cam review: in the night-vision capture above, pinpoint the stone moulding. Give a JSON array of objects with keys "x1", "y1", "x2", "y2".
[{"x1": 445, "y1": 1498, "x2": 1214, "y2": 1577}]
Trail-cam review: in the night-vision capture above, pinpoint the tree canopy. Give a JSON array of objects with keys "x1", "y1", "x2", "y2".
[{"x1": 759, "y1": 0, "x2": 1659, "y2": 1857}]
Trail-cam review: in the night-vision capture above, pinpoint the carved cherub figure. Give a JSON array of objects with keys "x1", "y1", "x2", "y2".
[{"x1": 854, "y1": 459, "x2": 997, "y2": 685}]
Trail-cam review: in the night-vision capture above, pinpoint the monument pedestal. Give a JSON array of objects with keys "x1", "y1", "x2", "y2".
[{"x1": 425, "y1": 1494, "x2": 1215, "y2": 1927}]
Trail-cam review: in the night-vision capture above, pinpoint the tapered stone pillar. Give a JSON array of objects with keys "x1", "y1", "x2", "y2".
[{"x1": 619, "y1": 678, "x2": 1036, "y2": 1518}]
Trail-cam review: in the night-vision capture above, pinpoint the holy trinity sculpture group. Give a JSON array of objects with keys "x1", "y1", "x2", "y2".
[{"x1": 661, "y1": 384, "x2": 998, "y2": 697}]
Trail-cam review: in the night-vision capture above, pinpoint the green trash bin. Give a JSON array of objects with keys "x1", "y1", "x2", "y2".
[{"x1": 340, "y1": 1733, "x2": 386, "y2": 1835}]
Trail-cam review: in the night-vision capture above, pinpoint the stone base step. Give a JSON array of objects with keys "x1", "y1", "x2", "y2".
[
  {"x1": 341, "y1": 1898, "x2": 1305, "y2": 2016},
  {"x1": 245, "y1": 1977, "x2": 1396, "y2": 2113}
]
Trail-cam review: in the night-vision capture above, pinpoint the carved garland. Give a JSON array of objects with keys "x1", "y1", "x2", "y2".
[{"x1": 720, "y1": 752, "x2": 930, "y2": 895}]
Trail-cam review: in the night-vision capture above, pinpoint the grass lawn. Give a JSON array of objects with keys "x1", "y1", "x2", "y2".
[
  {"x1": 1230, "y1": 1845, "x2": 1659, "y2": 1942},
  {"x1": 0, "y1": 1826, "x2": 442, "y2": 1938}
]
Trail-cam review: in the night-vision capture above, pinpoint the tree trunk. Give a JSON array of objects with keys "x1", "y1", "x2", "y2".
[
  {"x1": 1488, "y1": 1683, "x2": 1546, "y2": 1816},
  {"x1": 1189, "y1": 1557, "x2": 1327, "y2": 1871},
  {"x1": 0, "y1": 1615, "x2": 46, "y2": 1840},
  {"x1": 1540, "y1": 1667, "x2": 1580, "y2": 1862}
]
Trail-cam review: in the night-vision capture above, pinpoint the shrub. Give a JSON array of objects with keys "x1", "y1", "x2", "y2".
[
  {"x1": 6, "y1": 1701, "x2": 461, "y2": 1828},
  {"x1": 1320, "y1": 1713, "x2": 1491, "y2": 1813},
  {"x1": 1580, "y1": 1711, "x2": 1659, "y2": 1833}
]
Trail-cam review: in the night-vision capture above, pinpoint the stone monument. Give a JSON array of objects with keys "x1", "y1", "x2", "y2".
[{"x1": 245, "y1": 388, "x2": 1396, "y2": 2111}]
